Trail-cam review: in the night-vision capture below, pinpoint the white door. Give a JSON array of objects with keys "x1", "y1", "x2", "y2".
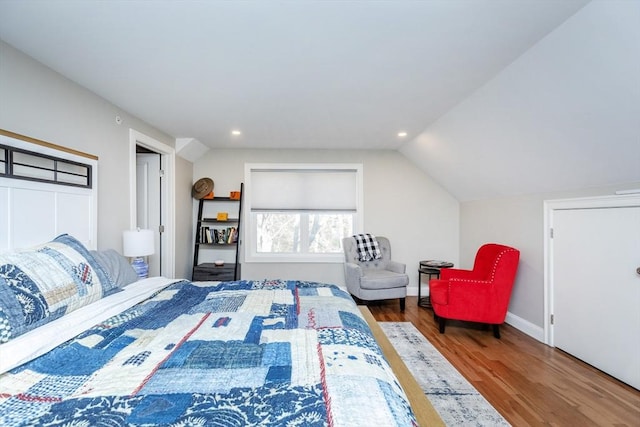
[
  {"x1": 136, "y1": 152, "x2": 161, "y2": 277},
  {"x1": 552, "y1": 205, "x2": 640, "y2": 389}
]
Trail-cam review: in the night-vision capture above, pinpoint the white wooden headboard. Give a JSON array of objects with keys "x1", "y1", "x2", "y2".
[{"x1": 0, "y1": 130, "x2": 98, "y2": 252}]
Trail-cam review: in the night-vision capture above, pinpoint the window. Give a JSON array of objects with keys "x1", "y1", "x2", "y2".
[
  {"x1": 0, "y1": 147, "x2": 5, "y2": 176},
  {"x1": 0, "y1": 143, "x2": 92, "y2": 188},
  {"x1": 245, "y1": 164, "x2": 363, "y2": 262}
]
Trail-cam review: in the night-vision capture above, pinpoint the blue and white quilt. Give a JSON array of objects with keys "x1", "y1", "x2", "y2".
[{"x1": 0, "y1": 279, "x2": 417, "y2": 426}]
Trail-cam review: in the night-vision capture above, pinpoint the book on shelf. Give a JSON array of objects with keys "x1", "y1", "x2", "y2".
[
  {"x1": 200, "y1": 226, "x2": 238, "y2": 245},
  {"x1": 227, "y1": 227, "x2": 236, "y2": 244}
]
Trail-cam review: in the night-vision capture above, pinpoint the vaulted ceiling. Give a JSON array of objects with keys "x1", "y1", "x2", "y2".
[{"x1": 2, "y1": 0, "x2": 638, "y2": 201}]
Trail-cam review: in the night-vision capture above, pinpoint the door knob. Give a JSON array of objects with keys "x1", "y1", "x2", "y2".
[{"x1": 637, "y1": 267, "x2": 640, "y2": 275}]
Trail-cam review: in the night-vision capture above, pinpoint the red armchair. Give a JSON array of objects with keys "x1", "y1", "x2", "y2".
[{"x1": 429, "y1": 243, "x2": 520, "y2": 338}]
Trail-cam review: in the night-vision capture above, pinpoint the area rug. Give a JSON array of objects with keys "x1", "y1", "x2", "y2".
[{"x1": 379, "y1": 322, "x2": 510, "y2": 426}]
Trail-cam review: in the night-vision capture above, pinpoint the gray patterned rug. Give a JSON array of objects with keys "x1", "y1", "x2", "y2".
[{"x1": 379, "y1": 322, "x2": 510, "y2": 426}]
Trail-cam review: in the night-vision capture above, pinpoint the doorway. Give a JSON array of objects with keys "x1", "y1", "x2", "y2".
[
  {"x1": 136, "y1": 147, "x2": 162, "y2": 277},
  {"x1": 129, "y1": 129, "x2": 175, "y2": 278},
  {"x1": 544, "y1": 194, "x2": 640, "y2": 389}
]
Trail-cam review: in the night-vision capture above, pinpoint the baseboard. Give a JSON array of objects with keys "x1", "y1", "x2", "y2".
[
  {"x1": 505, "y1": 311, "x2": 544, "y2": 343},
  {"x1": 407, "y1": 285, "x2": 419, "y2": 296},
  {"x1": 407, "y1": 287, "x2": 545, "y2": 343}
]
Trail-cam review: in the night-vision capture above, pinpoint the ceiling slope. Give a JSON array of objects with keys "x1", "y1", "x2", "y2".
[
  {"x1": 5, "y1": 1, "x2": 633, "y2": 202},
  {"x1": 0, "y1": 0, "x2": 588, "y2": 151},
  {"x1": 400, "y1": 0, "x2": 640, "y2": 201}
]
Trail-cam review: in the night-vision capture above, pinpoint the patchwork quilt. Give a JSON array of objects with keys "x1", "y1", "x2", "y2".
[{"x1": 0, "y1": 279, "x2": 417, "y2": 426}]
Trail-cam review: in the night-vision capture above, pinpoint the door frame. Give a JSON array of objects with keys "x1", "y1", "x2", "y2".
[
  {"x1": 136, "y1": 152, "x2": 162, "y2": 277},
  {"x1": 129, "y1": 129, "x2": 176, "y2": 278},
  {"x1": 543, "y1": 193, "x2": 640, "y2": 346}
]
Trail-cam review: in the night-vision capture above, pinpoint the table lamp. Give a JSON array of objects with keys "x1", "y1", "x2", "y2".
[{"x1": 122, "y1": 228, "x2": 155, "y2": 279}]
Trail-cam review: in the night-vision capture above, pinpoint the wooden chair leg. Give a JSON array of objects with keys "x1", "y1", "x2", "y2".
[
  {"x1": 438, "y1": 317, "x2": 446, "y2": 334},
  {"x1": 399, "y1": 297, "x2": 406, "y2": 311},
  {"x1": 493, "y1": 324, "x2": 501, "y2": 339}
]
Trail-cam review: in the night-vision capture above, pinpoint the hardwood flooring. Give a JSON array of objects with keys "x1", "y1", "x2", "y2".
[{"x1": 367, "y1": 297, "x2": 640, "y2": 426}]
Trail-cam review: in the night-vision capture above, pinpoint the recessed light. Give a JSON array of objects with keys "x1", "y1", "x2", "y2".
[
  {"x1": 231, "y1": 130, "x2": 242, "y2": 136},
  {"x1": 397, "y1": 131, "x2": 408, "y2": 137}
]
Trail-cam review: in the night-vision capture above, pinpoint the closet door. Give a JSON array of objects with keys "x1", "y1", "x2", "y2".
[
  {"x1": 552, "y1": 205, "x2": 640, "y2": 389},
  {"x1": 136, "y1": 153, "x2": 161, "y2": 277}
]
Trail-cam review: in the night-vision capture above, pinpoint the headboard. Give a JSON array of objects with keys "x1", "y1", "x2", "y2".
[{"x1": 0, "y1": 129, "x2": 98, "y2": 252}]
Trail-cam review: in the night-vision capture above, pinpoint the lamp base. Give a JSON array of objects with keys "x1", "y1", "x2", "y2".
[{"x1": 131, "y1": 257, "x2": 149, "y2": 279}]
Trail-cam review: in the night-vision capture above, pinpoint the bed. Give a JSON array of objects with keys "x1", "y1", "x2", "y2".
[{"x1": 0, "y1": 234, "x2": 421, "y2": 426}]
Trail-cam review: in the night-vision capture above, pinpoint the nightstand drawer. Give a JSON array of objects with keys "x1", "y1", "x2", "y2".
[{"x1": 192, "y1": 263, "x2": 239, "y2": 281}]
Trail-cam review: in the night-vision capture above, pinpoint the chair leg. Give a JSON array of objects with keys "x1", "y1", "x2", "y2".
[
  {"x1": 493, "y1": 324, "x2": 501, "y2": 339},
  {"x1": 399, "y1": 297, "x2": 406, "y2": 311},
  {"x1": 438, "y1": 317, "x2": 446, "y2": 334}
]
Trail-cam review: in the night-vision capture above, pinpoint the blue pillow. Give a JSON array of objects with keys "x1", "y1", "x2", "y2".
[
  {"x1": 90, "y1": 249, "x2": 139, "y2": 288},
  {"x1": 0, "y1": 234, "x2": 116, "y2": 344}
]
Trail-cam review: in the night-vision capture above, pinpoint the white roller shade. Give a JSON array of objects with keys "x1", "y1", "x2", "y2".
[{"x1": 251, "y1": 168, "x2": 357, "y2": 211}]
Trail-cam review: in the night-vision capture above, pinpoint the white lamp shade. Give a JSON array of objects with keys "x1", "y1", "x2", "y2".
[{"x1": 122, "y1": 229, "x2": 155, "y2": 257}]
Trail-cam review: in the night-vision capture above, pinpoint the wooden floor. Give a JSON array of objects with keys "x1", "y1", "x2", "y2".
[{"x1": 367, "y1": 297, "x2": 640, "y2": 426}]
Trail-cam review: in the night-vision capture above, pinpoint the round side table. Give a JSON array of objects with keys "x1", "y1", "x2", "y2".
[{"x1": 418, "y1": 260, "x2": 454, "y2": 308}]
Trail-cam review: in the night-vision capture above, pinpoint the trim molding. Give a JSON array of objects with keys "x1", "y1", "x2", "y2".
[
  {"x1": 505, "y1": 311, "x2": 544, "y2": 342},
  {"x1": 0, "y1": 129, "x2": 98, "y2": 160},
  {"x1": 129, "y1": 129, "x2": 176, "y2": 279}
]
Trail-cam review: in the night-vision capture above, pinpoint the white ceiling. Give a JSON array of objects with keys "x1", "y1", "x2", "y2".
[{"x1": 0, "y1": 0, "x2": 590, "y2": 151}]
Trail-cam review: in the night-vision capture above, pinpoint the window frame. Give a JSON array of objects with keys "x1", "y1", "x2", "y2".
[
  {"x1": 0, "y1": 143, "x2": 92, "y2": 188},
  {"x1": 244, "y1": 163, "x2": 363, "y2": 263}
]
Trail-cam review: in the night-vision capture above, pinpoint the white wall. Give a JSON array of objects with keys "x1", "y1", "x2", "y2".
[
  {"x1": 174, "y1": 155, "x2": 195, "y2": 279},
  {"x1": 460, "y1": 183, "x2": 640, "y2": 332},
  {"x1": 400, "y1": 1, "x2": 640, "y2": 335},
  {"x1": 0, "y1": 41, "x2": 194, "y2": 278},
  {"x1": 193, "y1": 148, "x2": 459, "y2": 292}
]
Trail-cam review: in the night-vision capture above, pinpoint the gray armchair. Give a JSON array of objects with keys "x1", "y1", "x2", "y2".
[{"x1": 342, "y1": 236, "x2": 408, "y2": 310}]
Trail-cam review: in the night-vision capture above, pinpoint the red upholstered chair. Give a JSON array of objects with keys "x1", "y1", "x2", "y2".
[{"x1": 429, "y1": 243, "x2": 520, "y2": 338}]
